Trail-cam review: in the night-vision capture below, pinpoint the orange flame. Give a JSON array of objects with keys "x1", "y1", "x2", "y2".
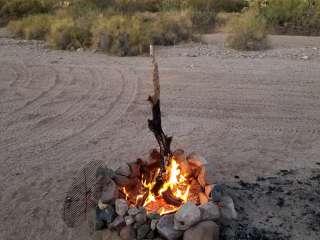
[{"x1": 121, "y1": 157, "x2": 191, "y2": 215}]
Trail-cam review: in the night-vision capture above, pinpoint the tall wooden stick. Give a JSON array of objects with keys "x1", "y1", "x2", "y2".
[{"x1": 148, "y1": 46, "x2": 172, "y2": 193}]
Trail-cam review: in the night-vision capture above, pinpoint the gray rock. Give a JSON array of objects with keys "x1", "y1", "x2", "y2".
[
  {"x1": 96, "y1": 205, "x2": 115, "y2": 224},
  {"x1": 198, "y1": 163, "x2": 215, "y2": 187},
  {"x1": 173, "y1": 149, "x2": 186, "y2": 163},
  {"x1": 174, "y1": 201, "x2": 201, "y2": 230},
  {"x1": 124, "y1": 215, "x2": 135, "y2": 225},
  {"x1": 137, "y1": 224, "x2": 150, "y2": 240},
  {"x1": 115, "y1": 164, "x2": 131, "y2": 177},
  {"x1": 119, "y1": 225, "x2": 136, "y2": 240},
  {"x1": 183, "y1": 221, "x2": 220, "y2": 240},
  {"x1": 211, "y1": 185, "x2": 224, "y2": 202},
  {"x1": 157, "y1": 214, "x2": 183, "y2": 240},
  {"x1": 146, "y1": 230, "x2": 155, "y2": 239},
  {"x1": 200, "y1": 202, "x2": 220, "y2": 221},
  {"x1": 115, "y1": 199, "x2": 128, "y2": 216},
  {"x1": 99, "y1": 178, "x2": 118, "y2": 204},
  {"x1": 187, "y1": 152, "x2": 208, "y2": 167},
  {"x1": 220, "y1": 196, "x2": 237, "y2": 222},
  {"x1": 135, "y1": 212, "x2": 147, "y2": 224},
  {"x1": 128, "y1": 207, "x2": 140, "y2": 216},
  {"x1": 109, "y1": 216, "x2": 125, "y2": 229}
]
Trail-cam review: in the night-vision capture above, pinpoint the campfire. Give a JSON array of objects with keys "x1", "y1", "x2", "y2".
[
  {"x1": 63, "y1": 48, "x2": 236, "y2": 240},
  {"x1": 116, "y1": 149, "x2": 209, "y2": 216},
  {"x1": 111, "y1": 52, "x2": 211, "y2": 216}
]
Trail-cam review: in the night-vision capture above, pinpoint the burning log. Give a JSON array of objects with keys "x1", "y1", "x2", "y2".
[
  {"x1": 162, "y1": 188, "x2": 183, "y2": 207},
  {"x1": 148, "y1": 47, "x2": 172, "y2": 194}
]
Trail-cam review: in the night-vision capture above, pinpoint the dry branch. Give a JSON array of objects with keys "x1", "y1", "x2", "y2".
[{"x1": 148, "y1": 48, "x2": 172, "y2": 194}]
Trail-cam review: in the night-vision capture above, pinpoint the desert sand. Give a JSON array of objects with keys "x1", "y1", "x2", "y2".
[{"x1": 0, "y1": 29, "x2": 320, "y2": 239}]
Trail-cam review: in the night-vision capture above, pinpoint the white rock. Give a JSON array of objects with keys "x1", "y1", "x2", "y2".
[
  {"x1": 124, "y1": 215, "x2": 135, "y2": 225},
  {"x1": 115, "y1": 199, "x2": 128, "y2": 216},
  {"x1": 187, "y1": 152, "x2": 208, "y2": 167},
  {"x1": 200, "y1": 202, "x2": 220, "y2": 221},
  {"x1": 174, "y1": 201, "x2": 201, "y2": 230}
]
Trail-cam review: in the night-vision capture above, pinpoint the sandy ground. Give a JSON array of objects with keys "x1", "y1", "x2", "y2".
[{"x1": 0, "y1": 29, "x2": 320, "y2": 240}]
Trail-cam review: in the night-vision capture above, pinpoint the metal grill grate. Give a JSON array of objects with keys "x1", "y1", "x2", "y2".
[{"x1": 62, "y1": 160, "x2": 104, "y2": 228}]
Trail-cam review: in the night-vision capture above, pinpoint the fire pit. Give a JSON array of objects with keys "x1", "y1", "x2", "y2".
[{"x1": 63, "y1": 52, "x2": 237, "y2": 240}]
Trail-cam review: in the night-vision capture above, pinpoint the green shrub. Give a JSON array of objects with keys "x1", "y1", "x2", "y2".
[
  {"x1": 7, "y1": 14, "x2": 53, "y2": 39},
  {"x1": 225, "y1": 9, "x2": 269, "y2": 50}
]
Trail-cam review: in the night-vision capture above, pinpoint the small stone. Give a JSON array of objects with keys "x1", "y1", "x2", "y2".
[
  {"x1": 174, "y1": 201, "x2": 201, "y2": 230},
  {"x1": 157, "y1": 214, "x2": 183, "y2": 240},
  {"x1": 199, "y1": 192, "x2": 209, "y2": 205},
  {"x1": 97, "y1": 177, "x2": 118, "y2": 204},
  {"x1": 212, "y1": 185, "x2": 224, "y2": 202},
  {"x1": 146, "y1": 230, "x2": 155, "y2": 239},
  {"x1": 124, "y1": 215, "x2": 135, "y2": 225},
  {"x1": 109, "y1": 216, "x2": 125, "y2": 230},
  {"x1": 151, "y1": 219, "x2": 159, "y2": 231},
  {"x1": 137, "y1": 224, "x2": 150, "y2": 240},
  {"x1": 183, "y1": 221, "x2": 219, "y2": 240},
  {"x1": 115, "y1": 199, "x2": 128, "y2": 216},
  {"x1": 98, "y1": 200, "x2": 108, "y2": 210},
  {"x1": 173, "y1": 149, "x2": 186, "y2": 163},
  {"x1": 199, "y1": 202, "x2": 220, "y2": 221},
  {"x1": 198, "y1": 163, "x2": 215, "y2": 187},
  {"x1": 302, "y1": 55, "x2": 309, "y2": 60},
  {"x1": 119, "y1": 225, "x2": 136, "y2": 240},
  {"x1": 187, "y1": 152, "x2": 208, "y2": 167},
  {"x1": 115, "y1": 164, "x2": 131, "y2": 177},
  {"x1": 96, "y1": 205, "x2": 115, "y2": 224},
  {"x1": 135, "y1": 212, "x2": 147, "y2": 224},
  {"x1": 128, "y1": 207, "x2": 140, "y2": 216},
  {"x1": 220, "y1": 196, "x2": 237, "y2": 222}
]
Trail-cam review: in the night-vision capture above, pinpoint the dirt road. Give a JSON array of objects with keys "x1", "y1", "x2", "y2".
[{"x1": 0, "y1": 29, "x2": 320, "y2": 239}]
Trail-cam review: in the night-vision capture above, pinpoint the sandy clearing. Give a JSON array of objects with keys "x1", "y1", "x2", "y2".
[{"x1": 0, "y1": 29, "x2": 320, "y2": 239}]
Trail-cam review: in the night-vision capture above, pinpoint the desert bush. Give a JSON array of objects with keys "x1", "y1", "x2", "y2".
[
  {"x1": 190, "y1": 9, "x2": 215, "y2": 32},
  {"x1": 212, "y1": 0, "x2": 248, "y2": 12},
  {"x1": 7, "y1": 14, "x2": 53, "y2": 39},
  {"x1": 256, "y1": 0, "x2": 320, "y2": 35},
  {"x1": 92, "y1": 15, "x2": 151, "y2": 55},
  {"x1": 47, "y1": 17, "x2": 92, "y2": 50},
  {"x1": 184, "y1": 0, "x2": 247, "y2": 12},
  {"x1": 91, "y1": 11, "x2": 193, "y2": 55},
  {"x1": 0, "y1": 0, "x2": 55, "y2": 18},
  {"x1": 225, "y1": 9, "x2": 269, "y2": 50},
  {"x1": 113, "y1": 0, "x2": 162, "y2": 12}
]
